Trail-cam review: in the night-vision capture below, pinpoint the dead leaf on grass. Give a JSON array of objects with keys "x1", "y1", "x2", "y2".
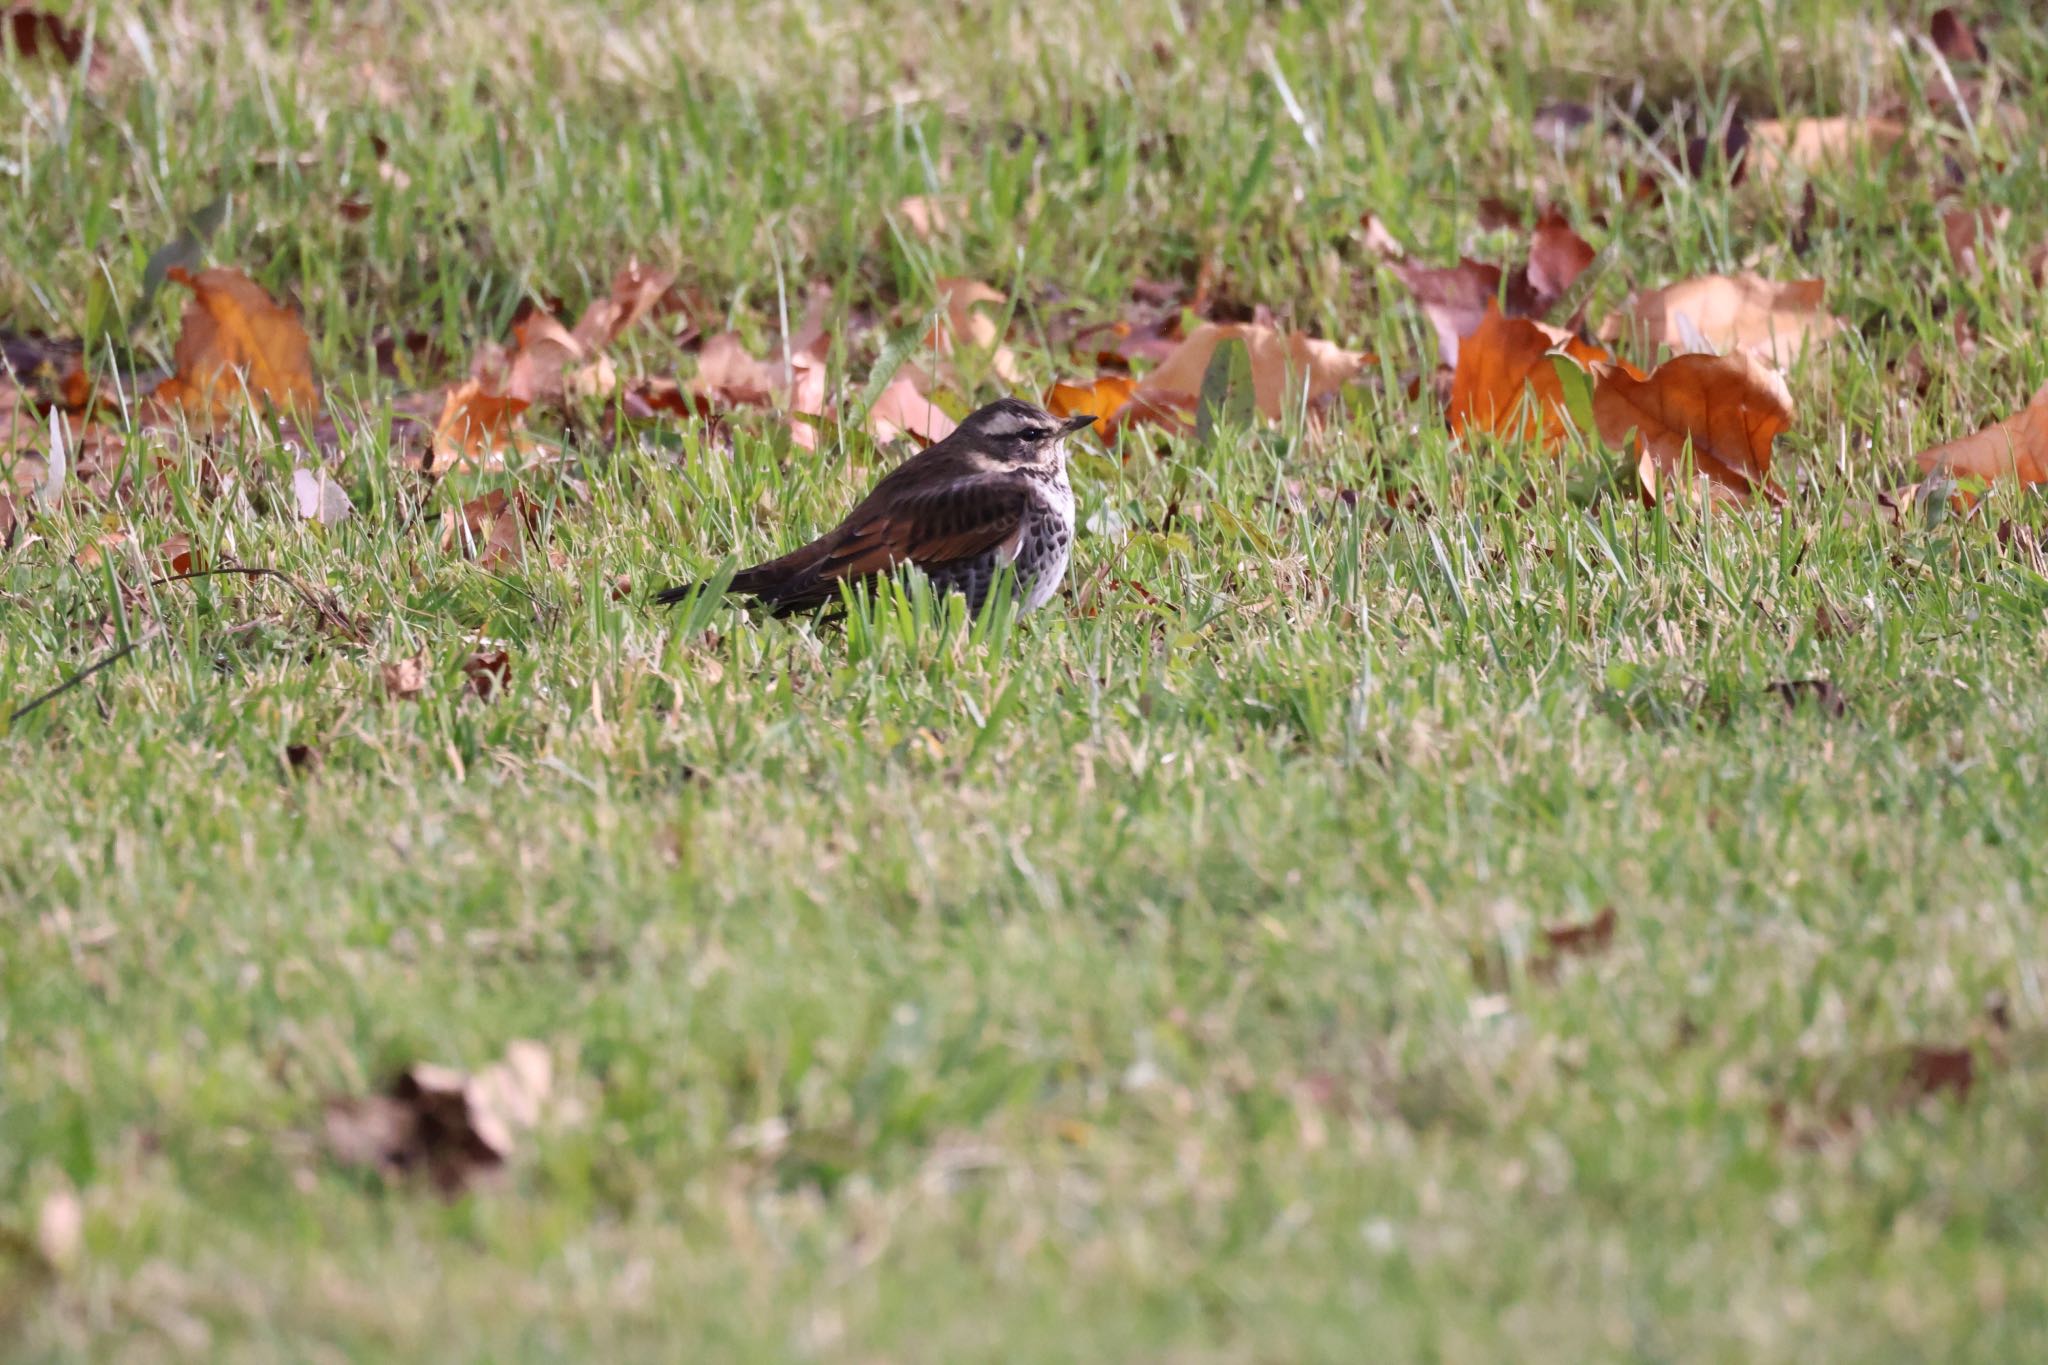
[
  {"x1": 1396, "y1": 258, "x2": 1538, "y2": 368},
  {"x1": 1448, "y1": 305, "x2": 1625, "y2": 448},
  {"x1": 1942, "y1": 205, "x2": 2009, "y2": 278},
  {"x1": 1133, "y1": 322, "x2": 1369, "y2": 423},
  {"x1": 381, "y1": 654, "x2": 428, "y2": 700},
  {"x1": 1593, "y1": 350, "x2": 1793, "y2": 506},
  {"x1": 431, "y1": 381, "x2": 533, "y2": 473},
  {"x1": 1045, "y1": 375, "x2": 1139, "y2": 435},
  {"x1": 867, "y1": 374, "x2": 956, "y2": 446},
  {"x1": 1930, "y1": 8, "x2": 1984, "y2": 64},
  {"x1": 1603, "y1": 273, "x2": 1841, "y2": 368},
  {"x1": 291, "y1": 466, "x2": 354, "y2": 526},
  {"x1": 929, "y1": 278, "x2": 1024, "y2": 386},
  {"x1": 324, "y1": 1040, "x2": 553, "y2": 1195},
  {"x1": 1914, "y1": 382, "x2": 2048, "y2": 491},
  {"x1": 441, "y1": 489, "x2": 536, "y2": 570},
  {"x1": 1745, "y1": 116, "x2": 1908, "y2": 182},
  {"x1": 153, "y1": 267, "x2": 319, "y2": 425},
  {"x1": 461, "y1": 648, "x2": 511, "y2": 700},
  {"x1": 1527, "y1": 206, "x2": 1596, "y2": 307}
]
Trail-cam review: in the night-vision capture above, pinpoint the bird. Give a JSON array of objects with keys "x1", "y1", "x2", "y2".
[{"x1": 654, "y1": 396, "x2": 1095, "y2": 618}]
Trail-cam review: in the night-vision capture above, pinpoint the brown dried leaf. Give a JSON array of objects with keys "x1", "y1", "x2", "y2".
[
  {"x1": 1542, "y1": 905, "x2": 1618, "y2": 958},
  {"x1": 1915, "y1": 382, "x2": 2048, "y2": 490},
  {"x1": 381, "y1": 654, "x2": 427, "y2": 699},
  {"x1": 158, "y1": 532, "x2": 197, "y2": 576},
  {"x1": 462, "y1": 648, "x2": 511, "y2": 700},
  {"x1": 1045, "y1": 375, "x2": 1138, "y2": 436},
  {"x1": 1603, "y1": 273, "x2": 1841, "y2": 368},
  {"x1": 868, "y1": 374, "x2": 956, "y2": 446},
  {"x1": 1942, "y1": 205, "x2": 2009, "y2": 278},
  {"x1": 153, "y1": 267, "x2": 319, "y2": 425},
  {"x1": 1448, "y1": 306, "x2": 1623, "y2": 448},
  {"x1": 324, "y1": 1040, "x2": 553, "y2": 1195},
  {"x1": 1593, "y1": 350, "x2": 1793, "y2": 505},
  {"x1": 1745, "y1": 116, "x2": 1908, "y2": 182},
  {"x1": 895, "y1": 195, "x2": 960, "y2": 240},
  {"x1": 930, "y1": 278, "x2": 1024, "y2": 386},
  {"x1": 1134, "y1": 322, "x2": 1369, "y2": 421},
  {"x1": 441, "y1": 489, "x2": 535, "y2": 570},
  {"x1": 1395, "y1": 258, "x2": 1538, "y2": 368},
  {"x1": 4, "y1": 7, "x2": 91, "y2": 66},
  {"x1": 291, "y1": 466, "x2": 354, "y2": 526},
  {"x1": 1527, "y1": 206, "x2": 1596, "y2": 308},
  {"x1": 431, "y1": 381, "x2": 532, "y2": 473},
  {"x1": 1930, "y1": 8, "x2": 1983, "y2": 64}
]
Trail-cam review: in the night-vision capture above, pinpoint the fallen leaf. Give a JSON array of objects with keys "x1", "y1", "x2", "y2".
[
  {"x1": 461, "y1": 648, "x2": 511, "y2": 700},
  {"x1": 1930, "y1": 8, "x2": 1983, "y2": 63},
  {"x1": 1527, "y1": 206, "x2": 1596, "y2": 308},
  {"x1": 325, "y1": 1040, "x2": 554, "y2": 1195},
  {"x1": 1603, "y1": 273, "x2": 1841, "y2": 368},
  {"x1": 1745, "y1": 116, "x2": 1907, "y2": 182},
  {"x1": 868, "y1": 374, "x2": 957, "y2": 446},
  {"x1": 336, "y1": 195, "x2": 373, "y2": 223},
  {"x1": 153, "y1": 267, "x2": 319, "y2": 425},
  {"x1": 1448, "y1": 305, "x2": 1619, "y2": 448},
  {"x1": 1358, "y1": 212, "x2": 1405, "y2": 261},
  {"x1": 72, "y1": 525, "x2": 128, "y2": 568},
  {"x1": 1942, "y1": 205, "x2": 2008, "y2": 278},
  {"x1": 291, "y1": 466, "x2": 354, "y2": 525},
  {"x1": 35, "y1": 1187, "x2": 82, "y2": 1270},
  {"x1": 568, "y1": 261, "x2": 676, "y2": 353},
  {"x1": 1045, "y1": 375, "x2": 1138, "y2": 433},
  {"x1": 1396, "y1": 258, "x2": 1537, "y2": 368},
  {"x1": 1766, "y1": 678, "x2": 1846, "y2": 717},
  {"x1": 895, "y1": 195, "x2": 959, "y2": 240},
  {"x1": 381, "y1": 654, "x2": 427, "y2": 699},
  {"x1": 4, "y1": 7, "x2": 89, "y2": 65},
  {"x1": 1902, "y1": 1045, "x2": 1974, "y2": 1103},
  {"x1": 285, "y1": 742, "x2": 322, "y2": 774},
  {"x1": 1542, "y1": 905, "x2": 1618, "y2": 957},
  {"x1": 441, "y1": 489, "x2": 535, "y2": 570},
  {"x1": 930, "y1": 278, "x2": 1024, "y2": 386},
  {"x1": 158, "y1": 532, "x2": 197, "y2": 575},
  {"x1": 1593, "y1": 350, "x2": 1793, "y2": 505},
  {"x1": 1915, "y1": 382, "x2": 2048, "y2": 490},
  {"x1": 431, "y1": 381, "x2": 531, "y2": 472},
  {"x1": 1134, "y1": 322, "x2": 1369, "y2": 422}
]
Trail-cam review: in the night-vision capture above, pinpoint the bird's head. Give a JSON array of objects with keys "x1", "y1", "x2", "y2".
[{"x1": 955, "y1": 396, "x2": 1096, "y2": 466}]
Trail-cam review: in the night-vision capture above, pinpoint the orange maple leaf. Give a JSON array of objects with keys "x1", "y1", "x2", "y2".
[
  {"x1": 1593, "y1": 352, "x2": 1792, "y2": 505},
  {"x1": 153, "y1": 267, "x2": 318, "y2": 424}
]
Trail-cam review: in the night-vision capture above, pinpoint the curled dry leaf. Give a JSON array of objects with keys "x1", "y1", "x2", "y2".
[
  {"x1": 930, "y1": 278, "x2": 1024, "y2": 386},
  {"x1": 461, "y1": 647, "x2": 512, "y2": 700},
  {"x1": 1930, "y1": 7, "x2": 1983, "y2": 64},
  {"x1": 1745, "y1": 116, "x2": 1908, "y2": 182},
  {"x1": 690, "y1": 330, "x2": 830, "y2": 450},
  {"x1": 291, "y1": 466, "x2": 354, "y2": 526},
  {"x1": 72, "y1": 525, "x2": 128, "y2": 568},
  {"x1": 1358, "y1": 212, "x2": 1405, "y2": 261},
  {"x1": 158, "y1": 533, "x2": 198, "y2": 575},
  {"x1": 1448, "y1": 305, "x2": 1625, "y2": 448},
  {"x1": 4, "y1": 7, "x2": 93, "y2": 67},
  {"x1": 1526, "y1": 207, "x2": 1596, "y2": 308},
  {"x1": 381, "y1": 653, "x2": 428, "y2": 699},
  {"x1": 1593, "y1": 350, "x2": 1793, "y2": 506},
  {"x1": 1045, "y1": 375, "x2": 1139, "y2": 435},
  {"x1": 1396, "y1": 258, "x2": 1537, "y2": 368},
  {"x1": 431, "y1": 382, "x2": 531, "y2": 473},
  {"x1": 867, "y1": 374, "x2": 956, "y2": 446},
  {"x1": 1915, "y1": 382, "x2": 2048, "y2": 491},
  {"x1": 1603, "y1": 273, "x2": 1841, "y2": 368},
  {"x1": 324, "y1": 1040, "x2": 554, "y2": 1195},
  {"x1": 1541, "y1": 905, "x2": 1618, "y2": 958},
  {"x1": 1133, "y1": 322, "x2": 1369, "y2": 423},
  {"x1": 441, "y1": 489, "x2": 537, "y2": 570},
  {"x1": 895, "y1": 195, "x2": 960, "y2": 240},
  {"x1": 1942, "y1": 205, "x2": 2009, "y2": 278},
  {"x1": 153, "y1": 267, "x2": 319, "y2": 425}
]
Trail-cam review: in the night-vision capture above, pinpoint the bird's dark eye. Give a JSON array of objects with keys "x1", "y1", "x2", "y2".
[{"x1": 1025, "y1": 426, "x2": 1055, "y2": 440}]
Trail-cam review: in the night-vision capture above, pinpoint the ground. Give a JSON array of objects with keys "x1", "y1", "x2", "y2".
[{"x1": 6, "y1": 0, "x2": 2048, "y2": 1360}]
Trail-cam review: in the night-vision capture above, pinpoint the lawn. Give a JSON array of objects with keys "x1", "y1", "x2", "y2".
[{"x1": 6, "y1": 0, "x2": 2048, "y2": 1359}]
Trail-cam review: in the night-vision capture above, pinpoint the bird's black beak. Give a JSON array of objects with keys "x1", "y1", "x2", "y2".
[{"x1": 1059, "y1": 413, "x2": 1099, "y2": 434}]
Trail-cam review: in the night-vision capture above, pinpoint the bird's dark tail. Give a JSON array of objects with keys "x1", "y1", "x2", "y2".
[{"x1": 651, "y1": 580, "x2": 702, "y2": 606}]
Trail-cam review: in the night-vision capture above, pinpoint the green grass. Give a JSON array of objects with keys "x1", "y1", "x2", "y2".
[{"x1": 8, "y1": 0, "x2": 2048, "y2": 1359}]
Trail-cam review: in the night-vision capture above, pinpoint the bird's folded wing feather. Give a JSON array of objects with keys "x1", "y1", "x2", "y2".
[{"x1": 733, "y1": 476, "x2": 1031, "y2": 611}]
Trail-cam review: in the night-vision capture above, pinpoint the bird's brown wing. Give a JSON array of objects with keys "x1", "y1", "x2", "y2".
[{"x1": 731, "y1": 475, "x2": 1030, "y2": 615}]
